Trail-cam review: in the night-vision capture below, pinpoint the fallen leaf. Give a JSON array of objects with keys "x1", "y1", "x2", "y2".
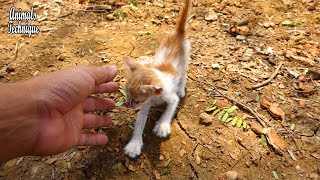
[
  {"x1": 128, "y1": 164, "x2": 136, "y2": 171},
  {"x1": 266, "y1": 128, "x2": 286, "y2": 151},
  {"x1": 115, "y1": 100, "x2": 124, "y2": 107},
  {"x1": 215, "y1": 99, "x2": 231, "y2": 108},
  {"x1": 236, "y1": 118, "x2": 243, "y2": 128},
  {"x1": 226, "y1": 105, "x2": 238, "y2": 113},
  {"x1": 164, "y1": 159, "x2": 171, "y2": 167},
  {"x1": 268, "y1": 103, "x2": 286, "y2": 122},
  {"x1": 261, "y1": 134, "x2": 266, "y2": 145},
  {"x1": 45, "y1": 157, "x2": 57, "y2": 164},
  {"x1": 160, "y1": 168, "x2": 167, "y2": 176},
  {"x1": 200, "y1": 113, "x2": 213, "y2": 125},
  {"x1": 299, "y1": 100, "x2": 305, "y2": 107},
  {"x1": 112, "y1": 162, "x2": 122, "y2": 170},
  {"x1": 222, "y1": 112, "x2": 229, "y2": 122},
  {"x1": 260, "y1": 98, "x2": 271, "y2": 108},
  {"x1": 272, "y1": 170, "x2": 279, "y2": 179},
  {"x1": 250, "y1": 123, "x2": 264, "y2": 135},
  {"x1": 231, "y1": 117, "x2": 238, "y2": 126},
  {"x1": 205, "y1": 11, "x2": 219, "y2": 21},
  {"x1": 119, "y1": 87, "x2": 127, "y2": 98}
]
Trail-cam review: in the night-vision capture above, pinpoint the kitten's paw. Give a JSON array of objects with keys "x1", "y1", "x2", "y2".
[
  {"x1": 124, "y1": 140, "x2": 143, "y2": 159},
  {"x1": 177, "y1": 88, "x2": 186, "y2": 98},
  {"x1": 153, "y1": 122, "x2": 171, "y2": 138}
]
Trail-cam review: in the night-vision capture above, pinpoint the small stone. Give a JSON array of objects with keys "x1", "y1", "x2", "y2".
[
  {"x1": 5, "y1": 66, "x2": 15, "y2": 73},
  {"x1": 195, "y1": 155, "x2": 201, "y2": 165},
  {"x1": 237, "y1": 26, "x2": 250, "y2": 36},
  {"x1": 236, "y1": 35, "x2": 246, "y2": 41},
  {"x1": 200, "y1": 113, "x2": 213, "y2": 125},
  {"x1": 179, "y1": 149, "x2": 187, "y2": 157},
  {"x1": 205, "y1": 11, "x2": 218, "y2": 21},
  {"x1": 106, "y1": 14, "x2": 114, "y2": 20}
]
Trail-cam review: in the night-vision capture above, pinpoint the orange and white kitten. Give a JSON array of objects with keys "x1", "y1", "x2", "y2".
[{"x1": 123, "y1": 0, "x2": 192, "y2": 159}]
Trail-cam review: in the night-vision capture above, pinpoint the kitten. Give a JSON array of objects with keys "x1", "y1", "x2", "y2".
[{"x1": 123, "y1": 0, "x2": 192, "y2": 159}]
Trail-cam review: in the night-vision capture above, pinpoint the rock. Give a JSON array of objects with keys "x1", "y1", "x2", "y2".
[
  {"x1": 5, "y1": 66, "x2": 15, "y2": 73},
  {"x1": 237, "y1": 26, "x2": 250, "y2": 36},
  {"x1": 195, "y1": 155, "x2": 201, "y2": 164},
  {"x1": 200, "y1": 113, "x2": 213, "y2": 125},
  {"x1": 106, "y1": 14, "x2": 114, "y2": 20},
  {"x1": 235, "y1": 35, "x2": 246, "y2": 41},
  {"x1": 219, "y1": 171, "x2": 238, "y2": 180},
  {"x1": 205, "y1": 11, "x2": 218, "y2": 21}
]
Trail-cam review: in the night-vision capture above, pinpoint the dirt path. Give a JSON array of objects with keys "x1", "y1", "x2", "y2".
[{"x1": 0, "y1": 0, "x2": 319, "y2": 179}]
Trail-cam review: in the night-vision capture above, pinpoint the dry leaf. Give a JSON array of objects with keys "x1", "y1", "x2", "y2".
[
  {"x1": 128, "y1": 164, "x2": 136, "y2": 172},
  {"x1": 195, "y1": 155, "x2": 201, "y2": 165},
  {"x1": 299, "y1": 100, "x2": 305, "y2": 107},
  {"x1": 215, "y1": 99, "x2": 231, "y2": 108},
  {"x1": 45, "y1": 157, "x2": 57, "y2": 164},
  {"x1": 260, "y1": 98, "x2": 271, "y2": 108},
  {"x1": 266, "y1": 128, "x2": 286, "y2": 152},
  {"x1": 250, "y1": 123, "x2": 264, "y2": 135},
  {"x1": 268, "y1": 103, "x2": 286, "y2": 122}
]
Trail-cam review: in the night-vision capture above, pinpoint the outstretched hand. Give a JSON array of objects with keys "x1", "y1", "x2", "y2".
[{"x1": 0, "y1": 65, "x2": 118, "y2": 162}]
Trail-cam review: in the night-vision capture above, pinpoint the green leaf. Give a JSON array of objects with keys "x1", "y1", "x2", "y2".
[
  {"x1": 236, "y1": 118, "x2": 243, "y2": 128},
  {"x1": 226, "y1": 105, "x2": 238, "y2": 113},
  {"x1": 222, "y1": 112, "x2": 229, "y2": 122},
  {"x1": 160, "y1": 168, "x2": 167, "y2": 176},
  {"x1": 164, "y1": 159, "x2": 171, "y2": 167},
  {"x1": 272, "y1": 170, "x2": 279, "y2": 179},
  {"x1": 212, "y1": 99, "x2": 217, "y2": 106},
  {"x1": 67, "y1": 161, "x2": 72, "y2": 169},
  {"x1": 115, "y1": 100, "x2": 124, "y2": 107},
  {"x1": 205, "y1": 106, "x2": 217, "y2": 113},
  {"x1": 255, "y1": 95, "x2": 260, "y2": 102},
  {"x1": 231, "y1": 117, "x2": 238, "y2": 126},
  {"x1": 119, "y1": 87, "x2": 127, "y2": 98},
  {"x1": 212, "y1": 109, "x2": 220, "y2": 116},
  {"x1": 217, "y1": 110, "x2": 226, "y2": 120},
  {"x1": 243, "y1": 120, "x2": 248, "y2": 129},
  {"x1": 225, "y1": 118, "x2": 233, "y2": 123},
  {"x1": 112, "y1": 162, "x2": 122, "y2": 170},
  {"x1": 261, "y1": 135, "x2": 266, "y2": 145}
]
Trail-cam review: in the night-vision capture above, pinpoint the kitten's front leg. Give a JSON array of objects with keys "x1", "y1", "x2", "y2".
[
  {"x1": 153, "y1": 94, "x2": 179, "y2": 137},
  {"x1": 125, "y1": 103, "x2": 151, "y2": 159}
]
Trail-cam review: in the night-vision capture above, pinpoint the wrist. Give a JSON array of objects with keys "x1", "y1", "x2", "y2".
[{"x1": 0, "y1": 81, "x2": 40, "y2": 163}]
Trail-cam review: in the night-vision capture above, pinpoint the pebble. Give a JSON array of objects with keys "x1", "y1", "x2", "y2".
[{"x1": 236, "y1": 35, "x2": 246, "y2": 41}]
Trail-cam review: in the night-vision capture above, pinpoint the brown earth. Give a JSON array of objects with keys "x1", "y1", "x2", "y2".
[{"x1": 0, "y1": 0, "x2": 319, "y2": 179}]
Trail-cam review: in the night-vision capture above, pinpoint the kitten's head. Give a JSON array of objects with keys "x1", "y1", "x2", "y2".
[{"x1": 123, "y1": 57, "x2": 163, "y2": 109}]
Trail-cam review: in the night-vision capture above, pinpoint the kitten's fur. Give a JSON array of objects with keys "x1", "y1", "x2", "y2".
[{"x1": 123, "y1": 0, "x2": 191, "y2": 159}]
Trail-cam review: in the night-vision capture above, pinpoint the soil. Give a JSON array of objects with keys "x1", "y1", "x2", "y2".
[{"x1": 0, "y1": 0, "x2": 319, "y2": 179}]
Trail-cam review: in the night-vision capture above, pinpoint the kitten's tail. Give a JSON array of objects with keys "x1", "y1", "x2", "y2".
[{"x1": 175, "y1": 0, "x2": 192, "y2": 34}]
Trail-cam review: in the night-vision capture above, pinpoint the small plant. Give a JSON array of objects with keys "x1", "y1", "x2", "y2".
[{"x1": 113, "y1": 9, "x2": 127, "y2": 20}]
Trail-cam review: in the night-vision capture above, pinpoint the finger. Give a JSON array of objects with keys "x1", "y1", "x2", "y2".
[
  {"x1": 79, "y1": 65, "x2": 118, "y2": 86},
  {"x1": 83, "y1": 114, "x2": 113, "y2": 129},
  {"x1": 78, "y1": 133, "x2": 108, "y2": 146},
  {"x1": 83, "y1": 97, "x2": 115, "y2": 112},
  {"x1": 95, "y1": 82, "x2": 119, "y2": 93}
]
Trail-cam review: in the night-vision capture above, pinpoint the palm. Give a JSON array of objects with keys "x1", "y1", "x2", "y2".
[{"x1": 30, "y1": 65, "x2": 118, "y2": 156}]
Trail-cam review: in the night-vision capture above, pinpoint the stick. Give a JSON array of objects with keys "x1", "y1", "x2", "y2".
[
  {"x1": 128, "y1": 42, "x2": 135, "y2": 56},
  {"x1": 248, "y1": 62, "x2": 283, "y2": 89},
  {"x1": 14, "y1": 42, "x2": 19, "y2": 61},
  {"x1": 58, "y1": 12, "x2": 74, "y2": 18},
  {"x1": 214, "y1": 89, "x2": 269, "y2": 128}
]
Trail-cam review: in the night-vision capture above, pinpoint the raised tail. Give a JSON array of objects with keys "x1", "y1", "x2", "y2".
[{"x1": 175, "y1": 0, "x2": 192, "y2": 34}]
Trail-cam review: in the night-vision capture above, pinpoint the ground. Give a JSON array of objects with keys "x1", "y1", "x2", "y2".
[{"x1": 0, "y1": 0, "x2": 319, "y2": 179}]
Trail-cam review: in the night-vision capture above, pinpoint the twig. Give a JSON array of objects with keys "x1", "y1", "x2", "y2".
[
  {"x1": 248, "y1": 62, "x2": 283, "y2": 89},
  {"x1": 14, "y1": 42, "x2": 19, "y2": 61},
  {"x1": 128, "y1": 42, "x2": 135, "y2": 56},
  {"x1": 72, "y1": 8, "x2": 108, "y2": 13},
  {"x1": 58, "y1": 12, "x2": 74, "y2": 18},
  {"x1": 213, "y1": 89, "x2": 269, "y2": 128}
]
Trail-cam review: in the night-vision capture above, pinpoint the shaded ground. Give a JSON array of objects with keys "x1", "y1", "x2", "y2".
[{"x1": 0, "y1": 0, "x2": 319, "y2": 179}]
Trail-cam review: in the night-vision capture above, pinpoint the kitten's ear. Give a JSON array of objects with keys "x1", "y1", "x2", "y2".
[
  {"x1": 123, "y1": 56, "x2": 139, "y2": 72},
  {"x1": 141, "y1": 85, "x2": 163, "y2": 95}
]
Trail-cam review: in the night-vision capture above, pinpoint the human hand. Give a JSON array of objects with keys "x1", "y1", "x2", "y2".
[{"x1": 0, "y1": 65, "x2": 118, "y2": 162}]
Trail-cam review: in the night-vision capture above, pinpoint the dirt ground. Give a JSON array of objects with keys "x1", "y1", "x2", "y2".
[{"x1": 0, "y1": 0, "x2": 319, "y2": 179}]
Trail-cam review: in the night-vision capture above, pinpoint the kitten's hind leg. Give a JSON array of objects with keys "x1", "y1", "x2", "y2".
[
  {"x1": 125, "y1": 103, "x2": 151, "y2": 159},
  {"x1": 177, "y1": 75, "x2": 186, "y2": 98},
  {"x1": 153, "y1": 94, "x2": 179, "y2": 137}
]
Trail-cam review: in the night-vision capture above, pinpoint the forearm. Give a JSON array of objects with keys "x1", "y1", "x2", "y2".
[{"x1": 0, "y1": 81, "x2": 39, "y2": 163}]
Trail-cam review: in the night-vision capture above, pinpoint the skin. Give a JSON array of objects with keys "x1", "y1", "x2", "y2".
[{"x1": 0, "y1": 65, "x2": 118, "y2": 163}]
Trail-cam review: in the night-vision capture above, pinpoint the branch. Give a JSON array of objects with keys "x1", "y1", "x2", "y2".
[{"x1": 248, "y1": 62, "x2": 283, "y2": 89}]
